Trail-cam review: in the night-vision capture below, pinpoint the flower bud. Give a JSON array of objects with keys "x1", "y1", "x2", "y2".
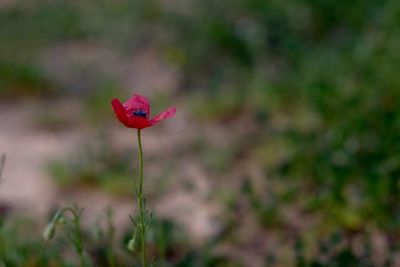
[
  {"x1": 127, "y1": 237, "x2": 136, "y2": 252},
  {"x1": 43, "y1": 223, "x2": 56, "y2": 241}
]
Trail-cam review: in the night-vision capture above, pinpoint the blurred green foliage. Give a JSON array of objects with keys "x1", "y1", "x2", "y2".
[
  {"x1": 162, "y1": 0, "x2": 400, "y2": 264},
  {"x1": 48, "y1": 133, "x2": 134, "y2": 196},
  {"x1": 0, "y1": 212, "x2": 241, "y2": 267},
  {"x1": 0, "y1": 0, "x2": 157, "y2": 96},
  {"x1": 160, "y1": 0, "x2": 400, "y2": 230}
]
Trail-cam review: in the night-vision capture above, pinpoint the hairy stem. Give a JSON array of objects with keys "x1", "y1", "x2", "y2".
[
  {"x1": 61, "y1": 207, "x2": 86, "y2": 267},
  {"x1": 137, "y1": 129, "x2": 147, "y2": 267}
]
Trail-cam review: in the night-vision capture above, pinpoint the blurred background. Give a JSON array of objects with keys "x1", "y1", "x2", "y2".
[{"x1": 0, "y1": 0, "x2": 399, "y2": 266}]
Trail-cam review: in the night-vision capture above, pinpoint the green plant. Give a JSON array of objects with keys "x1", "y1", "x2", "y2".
[{"x1": 44, "y1": 204, "x2": 91, "y2": 267}]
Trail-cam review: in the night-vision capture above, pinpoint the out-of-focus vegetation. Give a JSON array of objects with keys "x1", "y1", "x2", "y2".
[
  {"x1": 1, "y1": 211, "x2": 239, "y2": 267},
  {"x1": 1, "y1": 0, "x2": 400, "y2": 266}
]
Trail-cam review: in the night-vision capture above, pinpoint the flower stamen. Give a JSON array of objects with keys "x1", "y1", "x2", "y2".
[{"x1": 133, "y1": 110, "x2": 147, "y2": 118}]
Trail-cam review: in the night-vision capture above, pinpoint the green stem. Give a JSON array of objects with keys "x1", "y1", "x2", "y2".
[
  {"x1": 136, "y1": 129, "x2": 147, "y2": 267},
  {"x1": 61, "y1": 207, "x2": 86, "y2": 267},
  {"x1": 106, "y1": 209, "x2": 116, "y2": 267}
]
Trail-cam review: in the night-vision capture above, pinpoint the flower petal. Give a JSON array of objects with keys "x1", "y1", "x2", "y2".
[
  {"x1": 150, "y1": 107, "x2": 176, "y2": 124},
  {"x1": 124, "y1": 94, "x2": 151, "y2": 118},
  {"x1": 127, "y1": 116, "x2": 154, "y2": 129},
  {"x1": 111, "y1": 98, "x2": 131, "y2": 127}
]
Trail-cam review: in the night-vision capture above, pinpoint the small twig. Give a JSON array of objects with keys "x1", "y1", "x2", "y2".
[{"x1": 129, "y1": 214, "x2": 139, "y2": 227}]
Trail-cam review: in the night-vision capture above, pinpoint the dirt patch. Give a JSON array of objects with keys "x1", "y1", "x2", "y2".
[{"x1": 0, "y1": 100, "x2": 82, "y2": 215}]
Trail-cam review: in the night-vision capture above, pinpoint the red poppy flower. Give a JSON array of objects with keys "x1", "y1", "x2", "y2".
[{"x1": 111, "y1": 94, "x2": 176, "y2": 129}]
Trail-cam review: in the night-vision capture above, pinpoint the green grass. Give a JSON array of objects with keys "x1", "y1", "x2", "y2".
[{"x1": 0, "y1": 212, "x2": 243, "y2": 267}]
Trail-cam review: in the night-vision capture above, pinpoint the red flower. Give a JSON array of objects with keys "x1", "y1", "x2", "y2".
[{"x1": 111, "y1": 94, "x2": 176, "y2": 129}]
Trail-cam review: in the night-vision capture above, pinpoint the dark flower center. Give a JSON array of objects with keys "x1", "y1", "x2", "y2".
[{"x1": 133, "y1": 110, "x2": 147, "y2": 118}]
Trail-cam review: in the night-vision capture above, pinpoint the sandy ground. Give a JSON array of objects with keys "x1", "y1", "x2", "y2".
[{"x1": 0, "y1": 101, "x2": 67, "y2": 214}]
